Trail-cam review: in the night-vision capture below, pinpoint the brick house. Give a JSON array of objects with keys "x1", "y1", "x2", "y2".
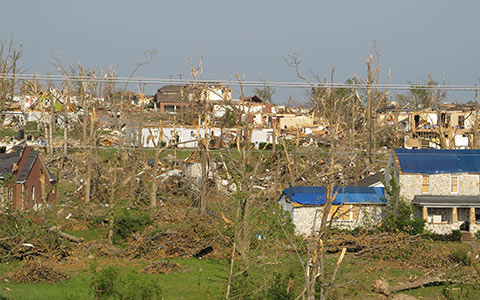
[
  {"x1": 386, "y1": 148, "x2": 480, "y2": 235},
  {"x1": 0, "y1": 146, "x2": 57, "y2": 211}
]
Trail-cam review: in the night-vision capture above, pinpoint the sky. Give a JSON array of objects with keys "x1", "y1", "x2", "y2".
[{"x1": 1, "y1": 0, "x2": 480, "y2": 103}]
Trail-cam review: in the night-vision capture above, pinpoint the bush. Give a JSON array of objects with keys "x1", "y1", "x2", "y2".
[
  {"x1": 263, "y1": 272, "x2": 295, "y2": 300},
  {"x1": 114, "y1": 208, "x2": 152, "y2": 242},
  {"x1": 381, "y1": 201, "x2": 425, "y2": 235},
  {"x1": 452, "y1": 230, "x2": 462, "y2": 242},
  {"x1": 381, "y1": 171, "x2": 425, "y2": 235},
  {"x1": 443, "y1": 284, "x2": 480, "y2": 300},
  {"x1": 258, "y1": 142, "x2": 272, "y2": 150},
  {"x1": 474, "y1": 231, "x2": 480, "y2": 239},
  {"x1": 25, "y1": 121, "x2": 38, "y2": 131},
  {"x1": 451, "y1": 248, "x2": 471, "y2": 266},
  {"x1": 91, "y1": 264, "x2": 161, "y2": 300}
]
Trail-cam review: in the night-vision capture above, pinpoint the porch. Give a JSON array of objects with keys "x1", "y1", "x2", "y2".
[{"x1": 412, "y1": 195, "x2": 480, "y2": 234}]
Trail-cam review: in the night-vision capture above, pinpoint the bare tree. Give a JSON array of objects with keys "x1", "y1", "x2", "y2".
[{"x1": 0, "y1": 38, "x2": 22, "y2": 124}]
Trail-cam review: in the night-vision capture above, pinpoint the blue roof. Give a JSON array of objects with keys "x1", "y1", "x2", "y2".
[
  {"x1": 394, "y1": 148, "x2": 480, "y2": 174},
  {"x1": 281, "y1": 186, "x2": 386, "y2": 206}
]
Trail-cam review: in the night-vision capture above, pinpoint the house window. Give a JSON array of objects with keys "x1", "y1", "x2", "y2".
[
  {"x1": 451, "y1": 176, "x2": 458, "y2": 193},
  {"x1": 458, "y1": 115, "x2": 465, "y2": 129},
  {"x1": 32, "y1": 186, "x2": 35, "y2": 201},
  {"x1": 422, "y1": 176, "x2": 430, "y2": 193},
  {"x1": 330, "y1": 205, "x2": 355, "y2": 221}
]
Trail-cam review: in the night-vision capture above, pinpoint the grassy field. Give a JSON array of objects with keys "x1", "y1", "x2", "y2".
[
  {"x1": 0, "y1": 258, "x2": 229, "y2": 300},
  {"x1": 0, "y1": 245, "x2": 476, "y2": 300}
]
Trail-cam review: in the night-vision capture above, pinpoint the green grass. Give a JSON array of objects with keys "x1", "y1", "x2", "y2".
[
  {"x1": 64, "y1": 228, "x2": 107, "y2": 242},
  {"x1": 0, "y1": 258, "x2": 228, "y2": 300},
  {"x1": 0, "y1": 243, "x2": 474, "y2": 300},
  {"x1": 0, "y1": 272, "x2": 91, "y2": 300}
]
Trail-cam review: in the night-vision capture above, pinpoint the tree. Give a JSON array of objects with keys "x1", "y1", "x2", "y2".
[
  {"x1": 253, "y1": 81, "x2": 275, "y2": 102},
  {"x1": 0, "y1": 38, "x2": 22, "y2": 124}
]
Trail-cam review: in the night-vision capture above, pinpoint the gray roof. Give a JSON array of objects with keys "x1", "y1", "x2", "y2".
[
  {"x1": 0, "y1": 151, "x2": 21, "y2": 178},
  {"x1": 356, "y1": 173, "x2": 383, "y2": 187},
  {"x1": 16, "y1": 151, "x2": 38, "y2": 182},
  {"x1": 412, "y1": 195, "x2": 480, "y2": 207}
]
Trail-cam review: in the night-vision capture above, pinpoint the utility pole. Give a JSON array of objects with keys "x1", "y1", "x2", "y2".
[{"x1": 474, "y1": 85, "x2": 479, "y2": 148}]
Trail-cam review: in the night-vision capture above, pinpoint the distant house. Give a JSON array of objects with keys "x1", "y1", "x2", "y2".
[
  {"x1": 152, "y1": 84, "x2": 232, "y2": 113},
  {"x1": 0, "y1": 146, "x2": 57, "y2": 211},
  {"x1": 278, "y1": 186, "x2": 386, "y2": 235},
  {"x1": 387, "y1": 148, "x2": 480, "y2": 234}
]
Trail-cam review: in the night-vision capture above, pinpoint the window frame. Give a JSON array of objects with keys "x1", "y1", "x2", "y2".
[
  {"x1": 421, "y1": 175, "x2": 430, "y2": 193},
  {"x1": 450, "y1": 176, "x2": 459, "y2": 194}
]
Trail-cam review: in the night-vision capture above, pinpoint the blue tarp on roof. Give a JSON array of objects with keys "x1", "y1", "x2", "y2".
[
  {"x1": 282, "y1": 186, "x2": 386, "y2": 206},
  {"x1": 394, "y1": 148, "x2": 480, "y2": 174}
]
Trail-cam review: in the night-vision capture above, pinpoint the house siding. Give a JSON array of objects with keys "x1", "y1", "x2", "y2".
[
  {"x1": 291, "y1": 205, "x2": 386, "y2": 236},
  {"x1": 399, "y1": 174, "x2": 480, "y2": 203},
  {"x1": 21, "y1": 157, "x2": 56, "y2": 210}
]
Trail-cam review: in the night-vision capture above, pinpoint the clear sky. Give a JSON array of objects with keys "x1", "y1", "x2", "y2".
[{"x1": 1, "y1": 0, "x2": 480, "y2": 103}]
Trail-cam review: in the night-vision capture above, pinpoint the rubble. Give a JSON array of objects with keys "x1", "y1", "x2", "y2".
[
  {"x1": 8, "y1": 260, "x2": 69, "y2": 283},
  {"x1": 140, "y1": 260, "x2": 181, "y2": 274},
  {"x1": 326, "y1": 232, "x2": 455, "y2": 269}
]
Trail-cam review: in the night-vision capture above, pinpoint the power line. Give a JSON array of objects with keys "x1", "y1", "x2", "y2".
[{"x1": 0, "y1": 73, "x2": 478, "y2": 91}]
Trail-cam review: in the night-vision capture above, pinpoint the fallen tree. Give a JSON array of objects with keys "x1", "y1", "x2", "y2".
[{"x1": 373, "y1": 276, "x2": 452, "y2": 296}]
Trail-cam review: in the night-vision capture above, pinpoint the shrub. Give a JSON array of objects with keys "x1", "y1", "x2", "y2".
[
  {"x1": 263, "y1": 272, "x2": 295, "y2": 300},
  {"x1": 114, "y1": 208, "x2": 152, "y2": 242},
  {"x1": 25, "y1": 121, "x2": 38, "y2": 131},
  {"x1": 91, "y1": 264, "x2": 161, "y2": 300},
  {"x1": 258, "y1": 142, "x2": 272, "y2": 150},
  {"x1": 474, "y1": 231, "x2": 480, "y2": 239},
  {"x1": 443, "y1": 284, "x2": 480, "y2": 300},
  {"x1": 451, "y1": 248, "x2": 471, "y2": 266},
  {"x1": 452, "y1": 230, "x2": 462, "y2": 242},
  {"x1": 381, "y1": 171, "x2": 425, "y2": 235}
]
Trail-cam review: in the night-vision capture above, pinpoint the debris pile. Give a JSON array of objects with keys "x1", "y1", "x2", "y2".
[
  {"x1": 8, "y1": 261, "x2": 69, "y2": 283},
  {"x1": 0, "y1": 234, "x2": 72, "y2": 262},
  {"x1": 125, "y1": 207, "x2": 227, "y2": 258},
  {"x1": 327, "y1": 232, "x2": 454, "y2": 269},
  {"x1": 140, "y1": 260, "x2": 181, "y2": 274}
]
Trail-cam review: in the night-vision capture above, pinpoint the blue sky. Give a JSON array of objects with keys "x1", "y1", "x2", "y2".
[{"x1": 1, "y1": 0, "x2": 479, "y2": 103}]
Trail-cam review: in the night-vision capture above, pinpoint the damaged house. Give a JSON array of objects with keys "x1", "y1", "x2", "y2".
[
  {"x1": 388, "y1": 148, "x2": 480, "y2": 235},
  {"x1": 0, "y1": 146, "x2": 57, "y2": 211},
  {"x1": 279, "y1": 186, "x2": 386, "y2": 235}
]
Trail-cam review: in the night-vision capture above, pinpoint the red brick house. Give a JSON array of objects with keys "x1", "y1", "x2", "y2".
[{"x1": 0, "y1": 146, "x2": 57, "y2": 211}]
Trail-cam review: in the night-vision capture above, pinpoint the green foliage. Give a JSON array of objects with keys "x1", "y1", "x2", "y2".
[
  {"x1": 474, "y1": 230, "x2": 480, "y2": 239},
  {"x1": 220, "y1": 107, "x2": 239, "y2": 128},
  {"x1": 24, "y1": 121, "x2": 38, "y2": 131},
  {"x1": 263, "y1": 272, "x2": 295, "y2": 300},
  {"x1": 91, "y1": 263, "x2": 161, "y2": 300},
  {"x1": 230, "y1": 270, "x2": 297, "y2": 300},
  {"x1": 452, "y1": 230, "x2": 462, "y2": 242},
  {"x1": 113, "y1": 208, "x2": 152, "y2": 242},
  {"x1": 451, "y1": 248, "x2": 471, "y2": 266},
  {"x1": 258, "y1": 142, "x2": 272, "y2": 150},
  {"x1": 249, "y1": 202, "x2": 295, "y2": 250},
  {"x1": 443, "y1": 284, "x2": 480, "y2": 300},
  {"x1": 0, "y1": 210, "x2": 35, "y2": 237},
  {"x1": 381, "y1": 171, "x2": 425, "y2": 235},
  {"x1": 0, "y1": 128, "x2": 16, "y2": 138}
]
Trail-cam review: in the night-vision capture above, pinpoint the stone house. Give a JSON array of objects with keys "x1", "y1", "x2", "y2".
[
  {"x1": 387, "y1": 148, "x2": 480, "y2": 235},
  {"x1": 278, "y1": 186, "x2": 386, "y2": 235},
  {"x1": 0, "y1": 146, "x2": 57, "y2": 211}
]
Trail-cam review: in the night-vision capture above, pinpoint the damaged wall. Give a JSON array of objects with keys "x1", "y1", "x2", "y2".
[{"x1": 283, "y1": 204, "x2": 386, "y2": 236}]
